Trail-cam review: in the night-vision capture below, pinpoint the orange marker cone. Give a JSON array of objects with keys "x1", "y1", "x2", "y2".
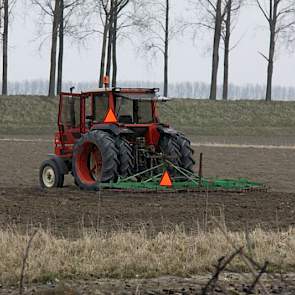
[
  {"x1": 160, "y1": 170, "x2": 173, "y2": 187},
  {"x1": 104, "y1": 108, "x2": 117, "y2": 123}
]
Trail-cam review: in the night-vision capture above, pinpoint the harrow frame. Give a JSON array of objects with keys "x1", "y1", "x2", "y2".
[{"x1": 100, "y1": 160, "x2": 267, "y2": 193}]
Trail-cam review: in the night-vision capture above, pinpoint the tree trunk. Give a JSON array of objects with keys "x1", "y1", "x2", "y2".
[
  {"x1": 209, "y1": 0, "x2": 222, "y2": 100},
  {"x1": 48, "y1": 0, "x2": 60, "y2": 97},
  {"x1": 222, "y1": 0, "x2": 231, "y2": 101},
  {"x1": 99, "y1": 14, "x2": 109, "y2": 88},
  {"x1": 164, "y1": 0, "x2": 169, "y2": 97},
  {"x1": 105, "y1": 0, "x2": 114, "y2": 84},
  {"x1": 112, "y1": 1, "x2": 118, "y2": 87},
  {"x1": 2, "y1": 0, "x2": 8, "y2": 95},
  {"x1": 266, "y1": 29, "x2": 275, "y2": 101},
  {"x1": 265, "y1": 1, "x2": 278, "y2": 102},
  {"x1": 57, "y1": 0, "x2": 64, "y2": 94}
]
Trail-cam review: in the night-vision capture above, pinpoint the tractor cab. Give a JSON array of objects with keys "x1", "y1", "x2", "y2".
[
  {"x1": 56, "y1": 88, "x2": 168, "y2": 156},
  {"x1": 42, "y1": 86, "x2": 194, "y2": 191},
  {"x1": 58, "y1": 88, "x2": 164, "y2": 128}
]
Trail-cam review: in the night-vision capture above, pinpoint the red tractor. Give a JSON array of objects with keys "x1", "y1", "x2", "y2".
[{"x1": 39, "y1": 87, "x2": 195, "y2": 190}]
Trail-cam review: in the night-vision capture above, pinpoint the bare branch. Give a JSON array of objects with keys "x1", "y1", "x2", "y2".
[
  {"x1": 258, "y1": 51, "x2": 269, "y2": 61},
  {"x1": 256, "y1": 0, "x2": 271, "y2": 22}
]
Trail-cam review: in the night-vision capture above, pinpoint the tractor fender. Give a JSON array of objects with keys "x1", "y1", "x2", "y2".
[
  {"x1": 49, "y1": 155, "x2": 69, "y2": 175},
  {"x1": 91, "y1": 124, "x2": 134, "y2": 136},
  {"x1": 157, "y1": 125, "x2": 179, "y2": 136}
]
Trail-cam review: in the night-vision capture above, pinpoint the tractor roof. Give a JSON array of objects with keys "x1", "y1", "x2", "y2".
[
  {"x1": 82, "y1": 87, "x2": 158, "y2": 94},
  {"x1": 81, "y1": 87, "x2": 170, "y2": 101}
]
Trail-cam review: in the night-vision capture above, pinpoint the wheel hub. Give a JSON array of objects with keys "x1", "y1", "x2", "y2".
[{"x1": 42, "y1": 166, "x2": 55, "y2": 188}]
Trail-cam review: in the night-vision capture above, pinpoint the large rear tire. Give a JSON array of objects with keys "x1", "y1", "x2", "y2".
[
  {"x1": 176, "y1": 134, "x2": 195, "y2": 173},
  {"x1": 116, "y1": 137, "x2": 134, "y2": 178},
  {"x1": 72, "y1": 130, "x2": 119, "y2": 191},
  {"x1": 159, "y1": 133, "x2": 195, "y2": 174},
  {"x1": 39, "y1": 159, "x2": 64, "y2": 189},
  {"x1": 159, "y1": 135, "x2": 181, "y2": 173}
]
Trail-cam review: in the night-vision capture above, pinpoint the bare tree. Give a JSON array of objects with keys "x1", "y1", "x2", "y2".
[
  {"x1": 222, "y1": 0, "x2": 231, "y2": 100},
  {"x1": 105, "y1": 0, "x2": 114, "y2": 81},
  {"x1": 112, "y1": 0, "x2": 118, "y2": 86},
  {"x1": 96, "y1": 0, "x2": 129, "y2": 87},
  {"x1": 189, "y1": 0, "x2": 244, "y2": 100},
  {"x1": 97, "y1": 0, "x2": 111, "y2": 87},
  {"x1": 0, "y1": 0, "x2": 16, "y2": 95},
  {"x1": 32, "y1": 0, "x2": 61, "y2": 96},
  {"x1": 132, "y1": 0, "x2": 172, "y2": 96},
  {"x1": 189, "y1": 0, "x2": 229, "y2": 100},
  {"x1": 57, "y1": 0, "x2": 64, "y2": 94},
  {"x1": 111, "y1": 0, "x2": 130, "y2": 86},
  {"x1": 2, "y1": 0, "x2": 8, "y2": 95},
  {"x1": 57, "y1": 0, "x2": 84, "y2": 93},
  {"x1": 32, "y1": 0, "x2": 84, "y2": 96},
  {"x1": 164, "y1": 0, "x2": 169, "y2": 97},
  {"x1": 209, "y1": 0, "x2": 224, "y2": 100},
  {"x1": 256, "y1": 0, "x2": 295, "y2": 101},
  {"x1": 48, "y1": 0, "x2": 60, "y2": 97},
  {"x1": 222, "y1": 0, "x2": 243, "y2": 100}
]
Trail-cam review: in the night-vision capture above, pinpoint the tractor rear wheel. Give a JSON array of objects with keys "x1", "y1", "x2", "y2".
[
  {"x1": 159, "y1": 135, "x2": 181, "y2": 170},
  {"x1": 176, "y1": 134, "x2": 195, "y2": 173},
  {"x1": 72, "y1": 130, "x2": 119, "y2": 190},
  {"x1": 116, "y1": 137, "x2": 134, "y2": 178},
  {"x1": 39, "y1": 159, "x2": 64, "y2": 189}
]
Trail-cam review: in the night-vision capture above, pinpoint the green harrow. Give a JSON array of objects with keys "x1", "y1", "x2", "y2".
[{"x1": 100, "y1": 160, "x2": 266, "y2": 193}]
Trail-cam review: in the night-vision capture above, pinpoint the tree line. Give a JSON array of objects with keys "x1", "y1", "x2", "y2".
[
  {"x1": 5, "y1": 79, "x2": 295, "y2": 100},
  {"x1": 1, "y1": 0, "x2": 295, "y2": 101}
]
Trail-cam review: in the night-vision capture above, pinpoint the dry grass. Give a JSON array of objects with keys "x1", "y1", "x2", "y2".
[{"x1": 1, "y1": 226, "x2": 295, "y2": 285}]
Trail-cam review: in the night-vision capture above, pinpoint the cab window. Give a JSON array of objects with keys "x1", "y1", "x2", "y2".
[
  {"x1": 60, "y1": 95, "x2": 80, "y2": 129},
  {"x1": 137, "y1": 101, "x2": 153, "y2": 123},
  {"x1": 94, "y1": 94, "x2": 109, "y2": 122},
  {"x1": 116, "y1": 97, "x2": 133, "y2": 123}
]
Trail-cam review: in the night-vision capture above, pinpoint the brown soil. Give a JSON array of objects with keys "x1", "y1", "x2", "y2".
[
  {"x1": 2, "y1": 274, "x2": 295, "y2": 294},
  {"x1": 1, "y1": 187, "x2": 295, "y2": 236},
  {"x1": 1, "y1": 138, "x2": 295, "y2": 235},
  {"x1": 1, "y1": 137, "x2": 295, "y2": 293},
  {"x1": 2, "y1": 137, "x2": 295, "y2": 192}
]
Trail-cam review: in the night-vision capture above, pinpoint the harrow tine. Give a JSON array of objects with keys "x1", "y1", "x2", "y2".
[
  {"x1": 120, "y1": 162, "x2": 166, "y2": 183},
  {"x1": 165, "y1": 160, "x2": 200, "y2": 186}
]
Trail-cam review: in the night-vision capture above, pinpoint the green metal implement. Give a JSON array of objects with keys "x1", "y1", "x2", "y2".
[{"x1": 100, "y1": 160, "x2": 266, "y2": 192}]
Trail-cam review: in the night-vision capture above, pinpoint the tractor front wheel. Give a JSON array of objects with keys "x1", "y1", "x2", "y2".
[
  {"x1": 39, "y1": 159, "x2": 64, "y2": 189},
  {"x1": 72, "y1": 130, "x2": 119, "y2": 191}
]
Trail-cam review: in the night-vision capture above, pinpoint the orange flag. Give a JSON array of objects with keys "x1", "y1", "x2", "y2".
[
  {"x1": 160, "y1": 170, "x2": 173, "y2": 187},
  {"x1": 104, "y1": 108, "x2": 117, "y2": 123}
]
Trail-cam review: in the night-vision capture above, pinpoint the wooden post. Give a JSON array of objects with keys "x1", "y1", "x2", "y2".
[{"x1": 198, "y1": 152, "x2": 203, "y2": 179}]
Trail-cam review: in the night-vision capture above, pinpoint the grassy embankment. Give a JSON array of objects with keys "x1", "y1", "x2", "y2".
[{"x1": 1, "y1": 95, "x2": 295, "y2": 136}]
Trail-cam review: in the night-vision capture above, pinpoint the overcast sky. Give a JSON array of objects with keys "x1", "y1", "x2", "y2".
[{"x1": 8, "y1": 1, "x2": 295, "y2": 87}]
